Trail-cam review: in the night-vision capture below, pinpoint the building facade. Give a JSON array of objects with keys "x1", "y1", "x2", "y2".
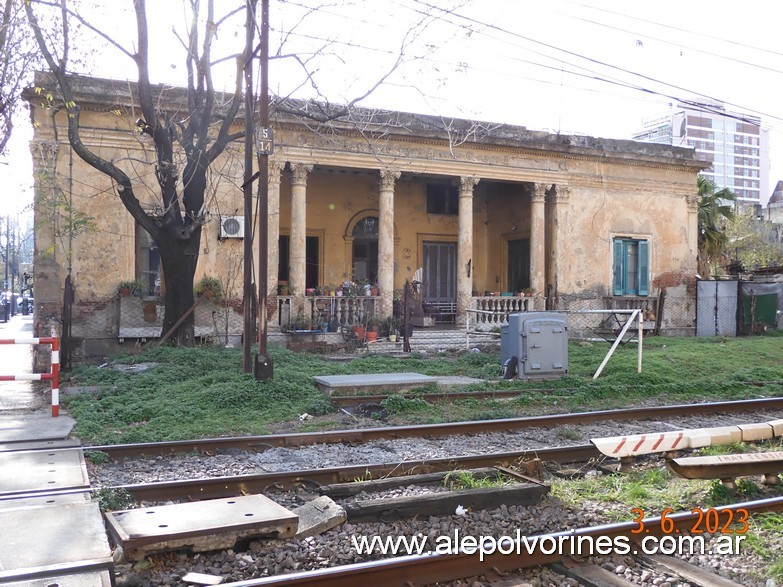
[
  {"x1": 633, "y1": 102, "x2": 769, "y2": 208},
  {"x1": 26, "y1": 75, "x2": 705, "y2": 358}
]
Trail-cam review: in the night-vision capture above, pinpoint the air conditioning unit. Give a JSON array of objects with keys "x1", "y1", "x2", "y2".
[{"x1": 220, "y1": 216, "x2": 244, "y2": 239}]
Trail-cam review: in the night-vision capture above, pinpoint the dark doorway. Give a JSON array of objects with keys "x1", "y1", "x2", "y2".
[
  {"x1": 422, "y1": 241, "x2": 456, "y2": 302},
  {"x1": 508, "y1": 238, "x2": 530, "y2": 292},
  {"x1": 279, "y1": 235, "x2": 319, "y2": 289},
  {"x1": 352, "y1": 216, "x2": 379, "y2": 283}
]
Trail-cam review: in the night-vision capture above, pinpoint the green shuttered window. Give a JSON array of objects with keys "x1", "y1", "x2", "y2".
[{"x1": 612, "y1": 238, "x2": 649, "y2": 296}]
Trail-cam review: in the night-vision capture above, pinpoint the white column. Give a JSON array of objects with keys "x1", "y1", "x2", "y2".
[
  {"x1": 530, "y1": 183, "x2": 547, "y2": 297},
  {"x1": 457, "y1": 176, "x2": 479, "y2": 326},
  {"x1": 289, "y1": 163, "x2": 313, "y2": 315},
  {"x1": 378, "y1": 169, "x2": 400, "y2": 318},
  {"x1": 267, "y1": 159, "x2": 284, "y2": 300},
  {"x1": 549, "y1": 185, "x2": 569, "y2": 309}
]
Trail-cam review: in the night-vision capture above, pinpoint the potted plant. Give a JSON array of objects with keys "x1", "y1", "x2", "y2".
[
  {"x1": 522, "y1": 287, "x2": 535, "y2": 297},
  {"x1": 118, "y1": 279, "x2": 143, "y2": 297},
  {"x1": 195, "y1": 276, "x2": 222, "y2": 301},
  {"x1": 279, "y1": 283, "x2": 290, "y2": 296}
]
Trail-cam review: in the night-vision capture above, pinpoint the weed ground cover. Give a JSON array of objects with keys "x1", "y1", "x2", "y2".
[{"x1": 63, "y1": 333, "x2": 783, "y2": 445}]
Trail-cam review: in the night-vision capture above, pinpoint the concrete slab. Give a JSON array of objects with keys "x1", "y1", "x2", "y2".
[
  {"x1": 0, "y1": 502, "x2": 111, "y2": 575},
  {"x1": 434, "y1": 375, "x2": 485, "y2": 388},
  {"x1": 1, "y1": 570, "x2": 113, "y2": 587},
  {"x1": 0, "y1": 439, "x2": 81, "y2": 452},
  {"x1": 293, "y1": 496, "x2": 346, "y2": 539},
  {"x1": 105, "y1": 494, "x2": 298, "y2": 560},
  {"x1": 0, "y1": 488, "x2": 92, "y2": 510},
  {"x1": 0, "y1": 448, "x2": 89, "y2": 496},
  {"x1": 0, "y1": 411, "x2": 75, "y2": 443},
  {"x1": 314, "y1": 372, "x2": 436, "y2": 395},
  {"x1": 738, "y1": 422, "x2": 774, "y2": 442}
]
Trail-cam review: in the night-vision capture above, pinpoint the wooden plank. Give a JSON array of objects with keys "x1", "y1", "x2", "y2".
[
  {"x1": 344, "y1": 482, "x2": 549, "y2": 522},
  {"x1": 648, "y1": 554, "x2": 745, "y2": 587},
  {"x1": 552, "y1": 562, "x2": 637, "y2": 587},
  {"x1": 668, "y1": 451, "x2": 783, "y2": 480}
]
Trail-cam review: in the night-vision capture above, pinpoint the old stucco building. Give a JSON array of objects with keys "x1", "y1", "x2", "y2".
[{"x1": 26, "y1": 74, "x2": 704, "y2": 358}]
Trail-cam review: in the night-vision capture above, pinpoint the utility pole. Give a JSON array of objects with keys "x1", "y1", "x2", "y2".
[
  {"x1": 4, "y1": 217, "x2": 8, "y2": 291},
  {"x1": 9, "y1": 226, "x2": 14, "y2": 317},
  {"x1": 241, "y1": 0, "x2": 258, "y2": 373},
  {"x1": 254, "y1": 0, "x2": 272, "y2": 380}
]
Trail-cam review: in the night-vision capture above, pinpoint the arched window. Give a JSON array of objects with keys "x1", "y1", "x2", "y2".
[{"x1": 352, "y1": 216, "x2": 378, "y2": 283}]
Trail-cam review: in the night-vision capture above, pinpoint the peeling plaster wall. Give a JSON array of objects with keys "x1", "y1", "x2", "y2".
[{"x1": 26, "y1": 73, "x2": 704, "y2": 352}]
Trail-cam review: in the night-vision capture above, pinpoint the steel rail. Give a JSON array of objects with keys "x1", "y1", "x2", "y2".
[
  {"x1": 214, "y1": 496, "x2": 783, "y2": 586},
  {"x1": 111, "y1": 444, "x2": 599, "y2": 501},
  {"x1": 92, "y1": 396, "x2": 783, "y2": 459}
]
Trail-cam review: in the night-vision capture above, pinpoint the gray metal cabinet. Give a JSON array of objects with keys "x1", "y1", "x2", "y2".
[{"x1": 501, "y1": 312, "x2": 568, "y2": 380}]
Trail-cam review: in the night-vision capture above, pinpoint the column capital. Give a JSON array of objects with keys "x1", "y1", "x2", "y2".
[
  {"x1": 459, "y1": 176, "x2": 480, "y2": 195},
  {"x1": 686, "y1": 193, "x2": 700, "y2": 212},
  {"x1": 532, "y1": 182, "x2": 548, "y2": 203},
  {"x1": 290, "y1": 162, "x2": 313, "y2": 186},
  {"x1": 553, "y1": 185, "x2": 571, "y2": 204},
  {"x1": 268, "y1": 158, "x2": 285, "y2": 185},
  {"x1": 379, "y1": 168, "x2": 401, "y2": 191}
]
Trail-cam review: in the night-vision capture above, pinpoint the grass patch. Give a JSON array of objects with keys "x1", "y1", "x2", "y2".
[
  {"x1": 443, "y1": 471, "x2": 510, "y2": 490},
  {"x1": 551, "y1": 466, "x2": 709, "y2": 518},
  {"x1": 61, "y1": 333, "x2": 783, "y2": 444}
]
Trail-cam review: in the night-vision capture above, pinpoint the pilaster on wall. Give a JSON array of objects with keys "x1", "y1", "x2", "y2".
[
  {"x1": 457, "y1": 176, "x2": 479, "y2": 326},
  {"x1": 378, "y1": 169, "x2": 400, "y2": 318},
  {"x1": 289, "y1": 162, "x2": 313, "y2": 315}
]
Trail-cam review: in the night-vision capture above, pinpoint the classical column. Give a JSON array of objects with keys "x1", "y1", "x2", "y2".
[
  {"x1": 266, "y1": 158, "x2": 284, "y2": 303},
  {"x1": 289, "y1": 163, "x2": 313, "y2": 315},
  {"x1": 530, "y1": 183, "x2": 547, "y2": 298},
  {"x1": 457, "y1": 176, "x2": 479, "y2": 326},
  {"x1": 549, "y1": 185, "x2": 570, "y2": 309},
  {"x1": 378, "y1": 169, "x2": 400, "y2": 318}
]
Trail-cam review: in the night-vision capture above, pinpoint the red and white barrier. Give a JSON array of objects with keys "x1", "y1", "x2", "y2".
[
  {"x1": 0, "y1": 336, "x2": 60, "y2": 417},
  {"x1": 593, "y1": 418, "x2": 783, "y2": 458}
]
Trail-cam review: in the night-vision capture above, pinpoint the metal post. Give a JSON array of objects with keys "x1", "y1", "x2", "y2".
[
  {"x1": 637, "y1": 308, "x2": 643, "y2": 374},
  {"x1": 254, "y1": 0, "x2": 273, "y2": 380},
  {"x1": 241, "y1": 0, "x2": 257, "y2": 373}
]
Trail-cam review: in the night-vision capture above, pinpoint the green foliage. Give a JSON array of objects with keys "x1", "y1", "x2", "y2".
[
  {"x1": 443, "y1": 471, "x2": 509, "y2": 490},
  {"x1": 697, "y1": 176, "x2": 735, "y2": 276},
  {"x1": 94, "y1": 488, "x2": 136, "y2": 512},
  {"x1": 194, "y1": 276, "x2": 223, "y2": 302},
  {"x1": 61, "y1": 334, "x2": 783, "y2": 443},
  {"x1": 84, "y1": 450, "x2": 110, "y2": 464},
  {"x1": 724, "y1": 209, "x2": 783, "y2": 271}
]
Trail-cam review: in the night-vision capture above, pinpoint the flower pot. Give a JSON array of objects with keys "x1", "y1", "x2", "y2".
[
  {"x1": 370, "y1": 287, "x2": 379, "y2": 297},
  {"x1": 352, "y1": 326, "x2": 365, "y2": 340},
  {"x1": 366, "y1": 331, "x2": 378, "y2": 342},
  {"x1": 119, "y1": 288, "x2": 131, "y2": 297},
  {"x1": 388, "y1": 334, "x2": 397, "y2": 342}
]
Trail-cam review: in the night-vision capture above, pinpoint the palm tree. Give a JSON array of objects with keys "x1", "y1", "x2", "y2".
[{"x1": 697, "y1": 176, "x2": 735, "y2": 276}]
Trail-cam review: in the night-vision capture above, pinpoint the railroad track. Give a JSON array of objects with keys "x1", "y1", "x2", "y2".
[
  {"x1": 110, "y1": 444, "x2": 598, "y2": 501},
  {"x1": 204, "y1": 496, "x2": 783, "y2": 586},
  {"x1": 91, "y1": 396, "x2": 783, "y2": 460}
]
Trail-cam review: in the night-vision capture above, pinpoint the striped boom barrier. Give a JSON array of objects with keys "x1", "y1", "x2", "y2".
[{"x1": 0, "y1": 336, "x2": 60, "y2": 417}]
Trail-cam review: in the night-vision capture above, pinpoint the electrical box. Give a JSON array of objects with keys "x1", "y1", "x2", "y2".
[{"x1": 501, "y1": 312, "x2": 568, "y2": 380}]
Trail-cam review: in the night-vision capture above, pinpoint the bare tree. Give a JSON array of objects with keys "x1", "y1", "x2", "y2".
[
  {"x1": 0, "y1": 0, "x2": 41, "y2": 154},
  {"x1": 24, "y1": 0, "x2": 468, "y2": 346},
  {"x1": 26, "y1": 0, "x2": 255, "y2": 345}
]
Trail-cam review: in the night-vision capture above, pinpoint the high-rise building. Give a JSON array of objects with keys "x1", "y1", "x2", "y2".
[{"x1": 633, "y1": 102, "x2": 770, "y2": 207}]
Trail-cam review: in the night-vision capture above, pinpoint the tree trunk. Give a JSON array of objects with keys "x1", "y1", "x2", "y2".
[{"x1": 158, "y1": 225, "x2": 202, "y2": 346}]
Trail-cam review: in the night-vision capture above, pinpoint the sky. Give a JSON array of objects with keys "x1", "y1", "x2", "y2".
[{"x1": 2, "y1": 0, "x2": 782, "y2": 217}]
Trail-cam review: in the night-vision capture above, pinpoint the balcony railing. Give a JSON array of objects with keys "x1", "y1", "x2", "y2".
[{"x1": 276, "y1": 295, "x2": 379, "y2": 330}]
